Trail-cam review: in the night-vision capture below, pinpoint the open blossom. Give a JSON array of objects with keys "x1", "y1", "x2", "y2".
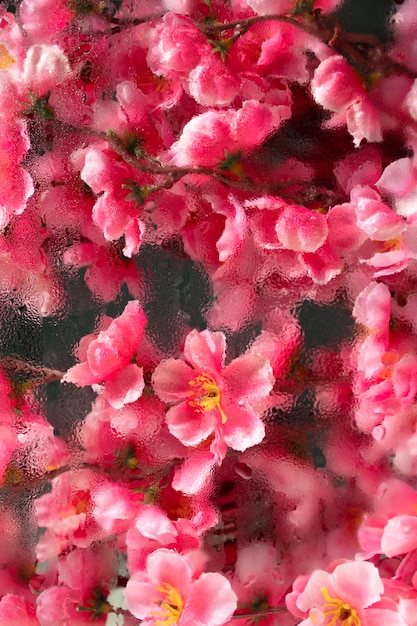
[
  {"x1": 286, "y1": 560, "x2": 406, "y2": 626},
  {"x1": 125, "y1": 548, "x2": 237, "y2": 625},
  {"x1": 152, "y1": 329, "x2": 274, "y2": 463},
  {"x1": 63, "y1": 300, "x2": 146, "y2": 408}
]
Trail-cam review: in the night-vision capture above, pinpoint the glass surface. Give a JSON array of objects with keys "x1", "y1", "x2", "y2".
[{"x1": 0, "y1": 1, "x2": 416, "y2": 624}]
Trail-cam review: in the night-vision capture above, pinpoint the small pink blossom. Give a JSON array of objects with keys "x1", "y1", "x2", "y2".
[
  {"x1": 311, "y1": 55, "x2": 382, "y2": 146},
  {"x1": 165, "y1": 100, "x2": 289, "y2": 168},
  {"x1": 152, "y1": 329, "x2": 274, "y2": 463},
  {"x1": 63, "y1": 301, "x2": 146, "y2": 401},
  {"x1": 275, "y1": 204, "x2": 328, "y2": 253},
  {"x1": 147, "y1": 13, "x2": 210, "y2": 75},
  {"x1": 188, "y1": 54, "x2": 240, "y2": 107},
  {"x1": 358, "y1": 479, "x2": 417, "y2": 558}
]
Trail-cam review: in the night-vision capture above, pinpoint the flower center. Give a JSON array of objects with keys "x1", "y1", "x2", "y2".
[
  {"x1": 373, "y1": 237, "x2": 401, "y2": 253},
  {"x1": 151, "y1": 582, "x2": 184, "y2": 626},
  {"x1": 59, "y1": 490, "x2": 90, "y2": 518},
  {"x1": 320, "y1": 587, "x2": 361, "y2": 626},
  {"x1": 188, "y1": 372, "x2": 227, "y2": 424}
]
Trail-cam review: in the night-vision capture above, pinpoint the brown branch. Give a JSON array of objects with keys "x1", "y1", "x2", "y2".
[
  {"x1": 197, "y1": 13, "x2": 313, "y2": 35},
  {"x1": 231, "y1": 607, "x2": 288, "y2": 619},
  {"x1": 109, "y1": 12, "x2": 167, "y2": 35},
  {"x1": 196, "y1": 12, "x2": 417, "y2": 80},
  {"x1": 0, "y1": 356, "x2": 64, "y2": 383}
]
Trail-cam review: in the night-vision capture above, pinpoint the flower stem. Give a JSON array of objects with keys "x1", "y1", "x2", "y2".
[{"x1": 231, "y1": 606, "x2": 288, "y2": 619}]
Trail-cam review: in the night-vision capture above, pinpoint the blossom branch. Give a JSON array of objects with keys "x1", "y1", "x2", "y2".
[
  {"x1": 0, "y1": 357, "x2": 65, "y2": 384},
  {"x1": 197, "y1": 11, "x2": 417, "y2": 79},
  {"x1": 231, "y1": 606, "x2": 288, "y2": 619}
]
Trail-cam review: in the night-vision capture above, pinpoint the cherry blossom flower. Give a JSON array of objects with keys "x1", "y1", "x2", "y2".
[
  {"x1": 152, "y1": 329, "x2": 274, "y2": 464},
  {"x1": 63, "y1": 300, "x2": 146, "y2": 408},
  {"x1": 286, "y1": 560, "x2": 406, "y2": 626},
  {"x1": 125, "y1": 548, "x2": 237, "y2": 625}
]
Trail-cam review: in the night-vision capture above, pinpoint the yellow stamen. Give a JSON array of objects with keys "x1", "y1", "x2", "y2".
[
  {"x1": 0, "y1": 44, "x2": 15, "y2": 70},
  {"x1": 188, "y1": 372, "x2": 227, "y2": 424},
  {"x1": 150, "y1": 582, "x2": 183, "y2": 626},
  {"x1": 320, "y1": 587, "x2": 361, "y2": 626},
  {"x1": 59, "y1": 490, "x2": 89, "y2": 518},
  {"x1": 373, "y1": 238, "x2": 401, "y2": 253}
]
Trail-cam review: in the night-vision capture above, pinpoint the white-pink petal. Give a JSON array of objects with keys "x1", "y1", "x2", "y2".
[
  {"x1": 332, "y1": 561, "x2": 383, "y2": 608},
  {"x1": 105, "y1": 363, "x2": 144, "y2": 409},
  {"x1": 381, "y1": 515, "x2": 417, "y2": 557},
  {"x1": 186, "y1": 573, "x2": 237, "y2": 626},
  {"x1": 184, "y1": 329, "x2": 226, "y2": 372}
]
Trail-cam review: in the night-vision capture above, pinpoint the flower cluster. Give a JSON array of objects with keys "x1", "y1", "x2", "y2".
[{"x1": 2, "y1": 0, "x2": 417, "y2": 624}]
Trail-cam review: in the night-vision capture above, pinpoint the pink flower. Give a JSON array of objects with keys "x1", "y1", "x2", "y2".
[
  {"x1": 125, "y1": 548, "x2": 237, "y2": 625},
  {"x1": 63, "y1": 301, "x2": 146, "y2": 408},
  {"x1": 275, "y1": 204, "x2": 329, "y2": 253},
  {"x1": 0, "y1": 118, "x2": 34, "y2": 228},
  {"x1": 286, "y1": 561, "x2": 405, "y2": 626},
  {"x1": 165, "y1": 101, "x2": 288, "y2": 168},
  {"x1": 147, "y1": 13, "x2": 210, "y2": 75},
  {"x1": 311, "y1": 55, "x2": 382, "y2": 147},
  {"x1": 188, "y1": 53, "x2": 240, "y2": 107},
  {"x1": 358, "y1": 479, "x2": 417, "y2": 558},
  {"x1": 152, "y1": 329, "x2": 274, "y2": 463}
]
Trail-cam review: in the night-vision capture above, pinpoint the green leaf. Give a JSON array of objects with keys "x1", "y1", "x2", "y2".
[
  {"x1": 122, "y1": 181, "x2": 151, "y2": 206},
  {"x1": 208, "y1": 38, "x2": 233, "y2": 61}
]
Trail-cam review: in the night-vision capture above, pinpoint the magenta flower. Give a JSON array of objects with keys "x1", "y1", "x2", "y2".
[
  {"x1": 152, "y1": 329, "x2": 274, "y2": 462},
  {"x1": 125, "y1": 548, "x2": 237, "y2": 625}
]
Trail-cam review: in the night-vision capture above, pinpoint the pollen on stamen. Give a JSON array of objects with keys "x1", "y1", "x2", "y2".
[
  {"x1": 188, "y1": 372, "x2": 227, "y2": 424},
  {"x1": 150, "y1": 582, "x2": 183, "y2": 626},
  {"x1": 320, "y1": 587, "x2": 361, "y2": 626},
  {"x1": 0, "y1": 44, "x2": 15, "y2": 70}
]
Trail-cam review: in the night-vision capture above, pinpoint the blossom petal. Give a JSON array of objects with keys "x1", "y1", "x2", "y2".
[
  {"x1": 223, "y1": 353, "x2": 274, "y2": 403},
  {"x1": 186, "y1": 573, "x2": 237, "y2": 626},
  {"x1": 221, "y1": 403, "x2": 265, "y2": 451},
  {"x1": 147, "y1": 549, "x2": 192, "y2": 594},
  {"x1": 105, "y1": 364, "x2": 144, "y2": 409},
  {"x1": 165, "y1": 402, "x2": 216, "y2": 446},
  {"x1": 125, "y1": 576, "x2": 156, "y2": 620},
  {"x1": 184, "y1": 329, "x2": 226, "y2": 372},
  {"x1": 172, "y1": 451, "x2": 216, "y2": 494},
  {"x1": 135, "y1": 506, "x2": 178, "y2": 542},
  {"x1": 332, "y1": 561, "x2": 383, "y2": 607},
  {"x1": 152, "y1": 359, "x2": 196, "y2": 402},
  {"x1": 296, "y1": 570, "x2": 334, "y2": 613},
  {"x1": 364, "y1": 608, "x2": 408, "y2": 626},
  {"x1": 381, "y1": 515, "x2": 417, "y2": 557}
]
